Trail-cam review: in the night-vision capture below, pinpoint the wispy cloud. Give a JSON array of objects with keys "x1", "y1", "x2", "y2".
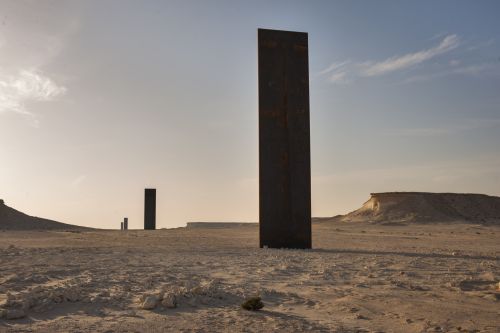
[
  {"x1": 319, "y1": 34, "x2": 461, "y2": 84},
  {"x1": 467, "y1": 38, "x2": 495, "y2": 51},
  {"x1": 385, "y1": 127, "x2": 452, "y2": 137},
  {"x1": 402, "y1": 61, "x2": 500, "y2": 84},
  {"x1": 401, "y1": 71, "x2": 449, "y2": 84},
  {"x1": 452, "y1": 63, "x2": 499, "y2": 76},
  {"x1": 0, "y1": 69, "x2": 66, "y2": 123},
  {"x1": 315, "y1": 61, "x2": 351, "y2": 84},
  {"x1": 385, "y1": 118, "x2": 500, "y2": 137},
  {"x1": 312, "y1": 153, "x2": 500, "y2": 192},
  {"x1": 328, "y1": 71, "x2": 349, "y2": 84},
  {"x1": 70, "y1": 174, "x2": 87, "y2": 187},
  {"x1": 362, "y1": 35, "x2": 459, "y2": 76},
  {"x1": 317, "y1": 60, "x2": 351, "y2": 76},
  {"x1": 0, "y1": 3, "x2": 78, "y2": 125}
]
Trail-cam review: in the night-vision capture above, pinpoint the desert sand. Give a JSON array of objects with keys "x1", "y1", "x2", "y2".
[{"x1": 0, "y1": 220, "x2": 499, "y2": 333}]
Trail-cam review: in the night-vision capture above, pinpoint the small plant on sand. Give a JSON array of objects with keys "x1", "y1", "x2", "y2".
[{"x1": 241, "y1": 297, "x2": 264, "y2": 311}]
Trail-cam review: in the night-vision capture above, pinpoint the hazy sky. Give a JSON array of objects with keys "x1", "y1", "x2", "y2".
[{"x1": 1, "y1": 0, "x2": 499, "y2": 229}]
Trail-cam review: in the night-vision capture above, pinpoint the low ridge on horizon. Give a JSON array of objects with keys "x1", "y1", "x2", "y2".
[
  {"x1": 0, "y1": 199, "x2": 90, "y2": 231},
  {"x1": 3, "y1": 191, "x2": 500, "y2": 230}
]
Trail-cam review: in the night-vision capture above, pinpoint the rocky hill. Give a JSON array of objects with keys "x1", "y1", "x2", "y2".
[
  {"x1": 0, "y1": 199, "x2": 89, "y2": 230},
  {"x1": 328, "y1": 192, "x2": 500, "y2": 224}
]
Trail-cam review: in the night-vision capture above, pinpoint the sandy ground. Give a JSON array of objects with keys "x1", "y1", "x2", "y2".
[{"x1": 0, "y1": 222, "x2": 499, "y2": 333}]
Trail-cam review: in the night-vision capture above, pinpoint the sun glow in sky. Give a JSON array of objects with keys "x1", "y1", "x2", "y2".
[{"x1": 1, "y1": 0, "x2": 499, "y2": 229}]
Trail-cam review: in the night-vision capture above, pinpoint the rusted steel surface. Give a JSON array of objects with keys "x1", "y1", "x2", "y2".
[
  {"x1": 144, "y1": 188, "x2": 156, "y2": 230},
  {"x1": 258, "y1": 28, "x2": 311, "y2": 249}
]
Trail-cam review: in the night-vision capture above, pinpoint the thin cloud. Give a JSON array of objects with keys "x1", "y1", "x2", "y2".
[
  {"x1": 318, "y1": 34, "x2": 460, "y2": 84},
  {"x1": 0, "y1": 3, "x2": 78, "y2": 125},
  {"x1": 452, "y1": 63, "x2": 499, "y2": 76},
  {"x1": 312, "y1": 153, "x2": 500, "y2": 191},
  {"x1": 401, "y1": 71, "x2": 449, "y2": 84},
  {"x1": 467, "y1": 38, "x2": 495, "y2": 51},
  {"x1": 317, "y1": 60, "x2": 351, "y2": 76},
  {"x1": 328, "y1": 71, "x2": 348, "y2": 84},
  {"x1": 429, "y1": 31, "x2": 450, "y2": 41},
  {"x1": 70, "y1": 174, "x2": 87, "y2": 187},
  {"x1": 402, "y1": 61, "x2": 500, "y2": 84},
  {"x1": 361, "y1": 35, "x2": 459, "y2": 76},
  {"x1": 385, "y1": 118, "x2": 500, "y2": 137},
  {"x1": 0, "y1": 69, "x2": 66, "y2": 119},
  {"x1": 385, "y1": 127, "x2": 452, "y2": 137}
]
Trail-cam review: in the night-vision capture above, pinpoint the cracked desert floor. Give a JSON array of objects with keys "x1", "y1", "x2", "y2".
[{"x1": 1, "y1": 222, "x2": 499, "y2": 333}]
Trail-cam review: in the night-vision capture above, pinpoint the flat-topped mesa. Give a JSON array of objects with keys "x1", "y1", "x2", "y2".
[{"x1": 341, "y1": 192, "x2": 500, "y2": 224}]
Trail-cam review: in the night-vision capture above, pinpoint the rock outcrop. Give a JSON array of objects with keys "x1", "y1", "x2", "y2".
[{"x1": 331, "y1": 192, "x2": 500, "y2": 224}]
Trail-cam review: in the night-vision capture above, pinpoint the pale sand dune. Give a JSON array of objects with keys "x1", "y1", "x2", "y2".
[{"x1": 0, "y1": 222, "x2": 499, "y2": 332}]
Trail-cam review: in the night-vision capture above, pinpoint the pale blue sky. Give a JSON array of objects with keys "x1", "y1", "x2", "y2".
[{"x1": 1, "y1": 0, "x2": 499, "y2": 228}]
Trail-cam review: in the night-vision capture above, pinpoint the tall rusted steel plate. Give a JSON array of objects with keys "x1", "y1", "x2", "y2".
[
  {"x1": 144, "y1": 188, "x2": 156, "y2": 230},
  {"x1": 258, "y1": 28, "x2": 311, "y2": 249}
]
